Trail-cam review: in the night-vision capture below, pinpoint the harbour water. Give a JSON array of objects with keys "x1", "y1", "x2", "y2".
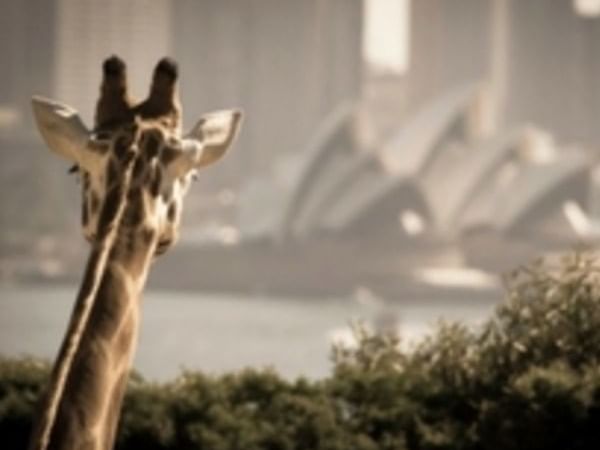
[{"x1": 0, "y1": 284, "x2": 497, "y2": 380}]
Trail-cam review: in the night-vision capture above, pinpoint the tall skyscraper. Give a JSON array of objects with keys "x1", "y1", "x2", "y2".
[
  {"x1": 54, "y1": 0, "x2": 173, "y2": 123},
  {"x1": 0, "y1": 0, "x2": 56, "y2": 134}
]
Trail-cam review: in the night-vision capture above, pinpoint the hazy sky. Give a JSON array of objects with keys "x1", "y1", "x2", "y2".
[
  {"x1": 575, "y1": 0, "x2": 600, "y2": 16},
  {"x1": 363, "y1": 0, "x2": 409, "y2": 73},
  {"x1": 362, "y1": 0, "x2": 600, "y2": 74}
]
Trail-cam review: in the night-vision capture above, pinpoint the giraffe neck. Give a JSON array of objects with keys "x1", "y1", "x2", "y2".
[
  {"x1": 48, "y1": 236, "x2": 157, "y2": 450},
  {"x1": 29, "y1": 129, "x2": 156, "y2": 450},
  {"x1": 30, "y1": 235, "x2": 158, "y2": 450}
]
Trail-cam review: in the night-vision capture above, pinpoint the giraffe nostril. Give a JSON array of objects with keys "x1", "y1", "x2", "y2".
[{"x1": 122, "y1": 150, "x2": 136, "y2": 165}]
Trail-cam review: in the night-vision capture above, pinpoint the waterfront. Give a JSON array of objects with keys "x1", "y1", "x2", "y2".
[{"x1": 0, "y1": 284, "x2": 497, "y2": 380}]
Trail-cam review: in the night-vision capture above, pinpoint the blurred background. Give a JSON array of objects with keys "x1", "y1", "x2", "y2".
[{"x1": 1, "y1": 0, "x2": 599, "y2": 379}]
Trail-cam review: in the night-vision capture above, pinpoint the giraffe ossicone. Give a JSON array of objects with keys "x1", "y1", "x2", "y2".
[{"x1": 28, "y1": 57, "x2": 242, "y2": 450}]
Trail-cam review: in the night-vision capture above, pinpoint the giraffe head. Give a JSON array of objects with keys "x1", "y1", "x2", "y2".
[{"x1": 31, "y1": 56, "x2": 242, "y2": 257}]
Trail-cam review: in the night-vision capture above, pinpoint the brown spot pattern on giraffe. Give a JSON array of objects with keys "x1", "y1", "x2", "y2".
[
  {"x1": 81, "y1": 197, "x2": 89, "y2": 228},
  {"x1": 167, "y1": 202, "x2": 177, "y2": 222},
  {"x1": 88, "y1": 140, "x2": 110, "y2": 154},
  {"x1": 132, "y1": 156, "x2": 145, "y2": 180},
  {"x1": 90, "y1": 192, "x2": 100, "y2": 216},
  {"x1": 106, "y1": 159, "x2": 120, "y2": 187},
  {"x1": 143, "y1": 228, "x2": 156, "y2": 246},
  {"x1": 125, "y1": 187, "x2": 145, "y2": 227},
  {"x1": 160, "y1": 145, "x2": 180, "y2": 166},
  {"x1": 113, "y1": 134, "x2": 135, "y2": 162},
  {"x1": 96, "y1": 186, "x2": 123, "y2": 241},
  {"x1": 142, "y1": 129, "x2": 161, "y2": 159},
  {"x1": 149, "y1": 165, "x2": 162, "y2": 198}
]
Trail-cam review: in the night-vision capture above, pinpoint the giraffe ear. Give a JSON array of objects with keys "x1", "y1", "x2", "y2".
[
  {"x1": 31, "y1": 96, "x2": 93, "y2": 166},
  {"x1": 182, "y1": 109, "x2": 243, "y2": 169}
]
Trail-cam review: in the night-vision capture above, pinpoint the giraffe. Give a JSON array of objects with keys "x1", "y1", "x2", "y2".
[{"x1": 27, "y1": 56, "x2": 242, "y2": 450}]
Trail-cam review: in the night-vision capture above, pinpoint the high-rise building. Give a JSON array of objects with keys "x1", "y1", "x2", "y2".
[
  {"x1": 505, "y1": 0, "x2": 600, "y2": 145},
  {"x1": 172, "y1": 0, "x2": 363, "y2": 184},
  {"x1": 0, "y1": 0, "x2": 57, "y2": 135},
  {"x1": 406, "y1": 0, "x2": 600, "y2": 145},
  {"x1": 54, "y1": 0, "x2": 173, "y2": 124}
]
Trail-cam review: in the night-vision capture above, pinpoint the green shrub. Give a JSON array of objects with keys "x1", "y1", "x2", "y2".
[
  {"x1": 0, "y1": 357, "x2": 49, "y2": 450},
  {"x1": 403, "y1": 254, "x2": 600, "y2": 450},
  {"x1": 2, "y1": 252, "x2": 600, "y2": 449},
  {"x1": 116, "y1": 378, "x2": 175, "y2": 450},
  {"x1": 329, "y1": 327, "x2": 411, "y2": 450},
  {"x1": 476, "y1": 361, "x2": 587, "y2": 450}
]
